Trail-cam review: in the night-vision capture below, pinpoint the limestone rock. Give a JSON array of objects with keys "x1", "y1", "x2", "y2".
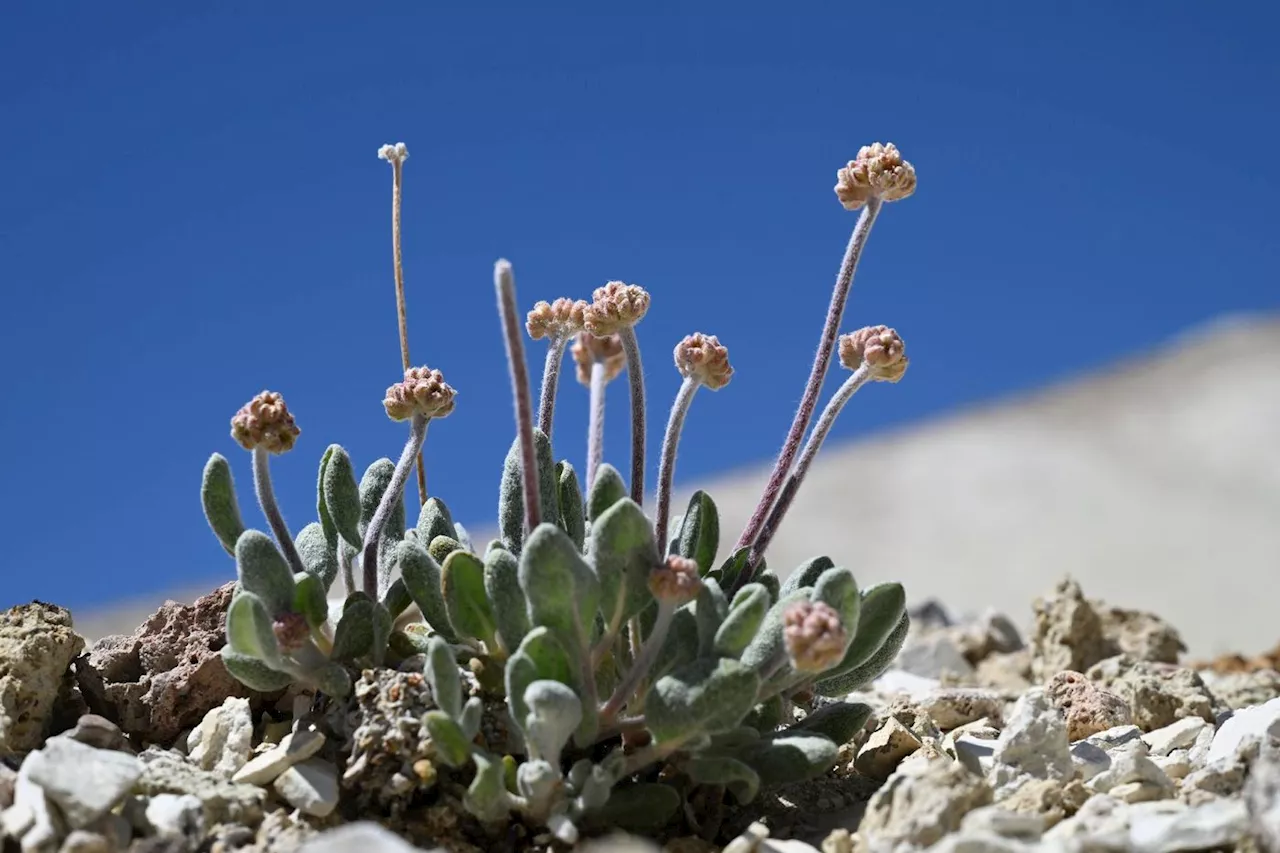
[
  {"x1": 0, "y1": 603, "x2": 85, "y2": 755},
  {"x1": 188, "y1": 696, "x2": 253, "y2": 778},
  {"x1": 917, "y1": 689, "x2": 1004, "y2": 731},
  {"x1": 895, "y1": 634, "x2": 974, "y2": 680},
  {"x1": 1182, "y1": 736, "x2": 1262, "y2": 803},
  {"x1": 1046, "y1": 670, "x2": 1133, "y2": 740},
  {"x1": 233, "y1": 726, "x2": 325, "y2": 785},
  {"x1": 135, "y1": 746, "x2": 265, "y2": 827},
  {"x1": 854, "y1": 718, "x2": 922, "y2": 780},
  {"x1": 1128, "y1": 797, "x2": 1248, "y2": 853},
  {"x1": 997, "y1": 778, "x2": 1089, "y2": 829},
  {"x1": 1201, "y1": 668, "x2": 1280, "y2": 711},
  {"x1": 1093, "y1": 601, "x2": 1185, "y2": 665},
  {"x1": 1088, "y1": 656, "x2": 1218, "y2": 732},
  {"x1": 63, "y1": 715, "x2": 131, "y2": 754},
  {"x1": 1245, "y1": 742, "x2": 1280, "y2": 853},
  {"x1": 338, "y1": 669, "x2": 438, "y2": 816},
  {"x1": 988, "y1": 689, "x2": 1073, "y2": 799},
  {"x1": 25, "y1": 736, "x2": 141, "y2": 830},
  {"x1": 1030, "y1": 579, "x2": 1109, "y2": 682},
  {"x1": 1206, "y1": 697, "x2": 1280, "y2": 764},
  {"x1": 1086, "y1": 741, "x2": 1173, "y2": 799},
  {"x1": 1142, "y1": 717, "x2": 1207, "y2": 757},
  {"x1": 142, "y1": 792, "x2": 205, "y2": 843},
  {"x1": 973, "y1": 651, "x2": 1033, "y2": 693},
  {"x1": 298, "y1": 822, "x2": 439, "y2": 852},
  {"x1": 58, "y1": 830, "x2": 111, "y2": 853},
  {"x1": 87, "y1": 583, "x2": 281, "y2": 744},
  {"x1": 858, "y1": 757, "x2": 993, "y2": 849},
  {"x1": 959, "y1": 805, "x2": 1043, "y2": 840},
  {"x1": 273, "y1": 758, "x2": 339, "y2": 818}
]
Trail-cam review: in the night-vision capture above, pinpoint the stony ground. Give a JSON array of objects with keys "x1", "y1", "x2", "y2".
[{"x1": 2, "y1": 576, "x2": 1278, "y2": 853}]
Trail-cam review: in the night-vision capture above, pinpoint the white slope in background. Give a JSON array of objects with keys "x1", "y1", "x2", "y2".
[{"x1": 73, "y1": 314, "x2": 1280, "y2": 656}]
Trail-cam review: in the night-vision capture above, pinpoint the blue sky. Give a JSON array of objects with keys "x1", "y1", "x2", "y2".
[{"x1": 2, "y1": 3, "x2": 1277, "y2": 610}]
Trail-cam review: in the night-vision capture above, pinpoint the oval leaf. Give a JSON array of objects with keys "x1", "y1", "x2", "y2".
[{"x1": 201, "y1": 454, "x2": 244, "y2": 556}]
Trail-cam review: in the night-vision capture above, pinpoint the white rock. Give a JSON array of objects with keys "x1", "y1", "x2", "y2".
[
  {"x1": 895, "y1": 634, "x2": 974, "y2": 679},
  {"x1": 1087, "y1": 741, "x2": 1173, "y2": 797},
  {"x1": 188, "y1": 697, "x2": 254, "y2": 778},
  {"x1": 1142, "y1": 717, "x2": 1206, "y2": 757},
  {"x1": 1070, "y1": 740, "x2": 1112, "y2": 782},
  {"x1": 273, "y1": 758, "x2": 339, "y2": 817},
  {"x1": 1207, "y1": 697, "x2": 1280, "y2": 764},
  {"x1": 952, "y1": 735, "x2": 997, "y2": 776},
  {"x1": 988, "y1": 689, "x2": 1073, "y2": 799},
  {"x1": 232, "y1": 727, "x2": 325, "y2": 786},
  {"x1": 960, "y1": 805, "x2": 1043, "y2": 840},
  {"x1": 1187, "y1": 722, "x2": 1216, "y2": 768},
  {"x1": 917, "y1": 689, "x2": 1005, "y2": 731},
  {"x1": 144, "y1": 793, "x2": 204, "y2": 840},
  {"x1": 1081, "y1": 724, "x2": 1143, "y2": 751},
  {"x1": 25, "y1": 737, "x2": 141, "y2": 830},
  {"x1": 759, "y1": 840, "x2": 821, "y2": 853},
  {"x1": 855, "y1": 717, "x2": 922, "y2": 780},
  {"x1": 871, "y1": 670, "x2": 941, "y2": 698},
  {"x1": 1245, "y1": 744, "x2": 1280, "y2": 853},
  {"x1": 298, "y1": 822, "x2": 439, "y2": 852},
  {"x1": 1128, "y1": 798, "x2": 1248, "y2": 853},
  {"x1": 58, "y1": 830, "x2": 110, "y2": 853},
  {"x1": 1152, "y1": 751, "x2": 1191, "y2": 780},
  {"x1": 4, "y1": 751, "x2": 59, "y2": 853}
]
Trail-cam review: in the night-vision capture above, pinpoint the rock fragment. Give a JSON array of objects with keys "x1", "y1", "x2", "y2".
[{"x1": 0, "y1": 603, "x2": 84, "y2": 755}]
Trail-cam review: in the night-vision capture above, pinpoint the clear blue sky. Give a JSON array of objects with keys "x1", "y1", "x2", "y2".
[{"x1": 2, "y1": 4, "x2": 1277, "y2": 610}]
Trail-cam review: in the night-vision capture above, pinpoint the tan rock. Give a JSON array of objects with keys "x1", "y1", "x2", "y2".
[
  {"x1": 854, "y1": 717, "x2": 922, "y2": 780},
  {"x1": 1045, "y1": 670, "x2": 1133, "y2": 741},
  {"x1": 0, "y1": 602, "x2": 84, "y2": 755}
]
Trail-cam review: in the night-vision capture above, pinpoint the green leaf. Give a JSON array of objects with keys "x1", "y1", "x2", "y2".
[
  {"x1": 370, "y1": 601, "x2": 392, "y2": 666},
  {"x1": 596, "y1": 783, "x2": 681, "y2": 830},
  {"x1": 315, "y1": 662, "x2": 352, "y2": 698},
  {"x1": 586, "y1": 463, "x2": 627, "y2": 524},
  {"x1": 788, "y1": 701, "x2": 873, "y2": 745},
  {"x1": 713, "y1": 547, "x2": 752, "y2": 591},
  {"x1": 464, "y1": 752, "x2": 511, "y2": 823},
  {"x1": 425, "y1": 635, "x2": 463, "y2": 719},
  {"x1": 331, "y1": 596, "x2": 376, "y2": 662},
  {"x1": 381, "y1": 577, "x2": 412, "y2": 620},
  {"x1": 744, "y1": 695, "x2": 785, "y2": 732},
  {"x1": 646, "y1": 657, "x2": 761, "y2": 743},
  {"x1": 388, "y1": 626, "x2": 432, "y2": 659},
  {"x1": 816, "y1": 582, "x2": 906, "y2": 682},
  {"x1": 321, "y1": 446, "x2": 362, "y2": 549},
  {"x1": 695, "y1": 578, "x2": 729, "y2": 657},
  {"x1": 739, "y1": 588, "x2": 812, "y2": 673},
  {"x1": 416, "y1": 496, "x2": 458, "y2": 546},
  {"x1": 675, "y1": 491, "x2": 719, "y2": 575},
  {"x1": 484, "y1": 546, "x2": 530, "y2": 654},
  {"x1": 398, "y1": 539, "x2": 457, "y2": 642},
  {"x1": 588, "y1": 498, "x2": 659, "y2": 630},
  {"x1": 522, "y1": 680, "x2": 582, "y2": 762},
  {"x1": 428, "y1": 535, "x2": 461, "y2": 565},
  {"x1": 292, "y1": 572, "x2": 328, "y2": 629},
  {"x1": 556, "y1": 461, "x2": 586, "y2": 551},
  {"x1": 316, "y1": 445, "x2": 339, "y2": 549},
  {"x1": 201, "y1": 453, "x2": 244, "y2": 556},
  {"x1": 498, "y1": 429, "x2": 558, "y2": 554},
  {"x1": 814, "y1": 611, "x2": 910, "y2": 696},
  {"x1": 518, "y1": 523, "x2": 599, "y2": 653},
  {"x1": 653, "y1": 606, "x2": 699, "y2": 678},
  {"x1": 359, "y1": 458, "x2": 404, "y2": 540},
  {"x1": 684, "y1": 755, "x2": 760, "y2": 804},
  {"x1": 235, "y1": 530, "x2": 296, "y2": 616},
  {"x1": 780, "y1": 556, "x2": 835, "y2": 599},
  {"x1": 812, "y1": 567, "x2": 861, "y2": 653},
  {"x1": 225, "y1": 590, "x2": 279, "y2": 662},
  {"x1": 757, "y1": 569, "x2": 780, "y2": 603},
  {"x1": 424, "y1": 711, "x2": 471, "y2": 768},
  {"x1": 714, "y1": 583, "x2": 770, "y2": 659},
  {"x1": 442, "y1": 550, "x2": 497, "y2": 647},
  {"x1": 295, "y1": 523, "x2": 338, "y2": 591},
  {"x1": 737, "y1": 734, "x2": 839, "y2": 789},
  {"x1": 459, "y1": 696, "x2": 484, "y2": 742},
  {"x1": 506, "y1": 627, "x2": 575, "y2": 733},
  {"x1": 221, "y1": 649, "x2": 292, "y2": 692}
]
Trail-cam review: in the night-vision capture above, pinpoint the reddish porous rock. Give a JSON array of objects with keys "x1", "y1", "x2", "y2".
[
  {"x1": 87, "y1": 583, "x2": 281, "y2": 744},
  {"x1": 1046, "y1": 670, "x2": 1133, "y2": 741}
]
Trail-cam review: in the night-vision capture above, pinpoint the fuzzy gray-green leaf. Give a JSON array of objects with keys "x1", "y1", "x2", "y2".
[
  {"x1": 225, "y1": 590, "x2": 279, "y2": 662},
  {"x1": 321, "y1": 446, "x2": 362, "y2": 549},
  {"x1": 736, "y1": 734, "x2": 839, "y2": 788},
  {"x1": 738, "y1": 588, "x2": 812, "y2": 672},
  {"x1": 424, "y1": 711, "x2": 471, "y2": 768},
  {"x1": 780, "y1": 556, "x2": 835, "y2": 599},
  {"x1": 757, "y1": 569, "x2": 780, "y2": 602},
  {"x1": 464, "y1": 752, "x2": 511, "y2": 823},
  {"x1": 358, "y1": 458, "x2": 404, "y2": 542},
  {"x1": 292, "y1": 572, "x2": 328, "y2": 629},
  {"x1": 370, "y1": 601, "x2": 392, "y2": 666},
  {"x1": 812, "y1": 567, "x2": 860, "y2": 650},
  {"x1": 695, "y1": 579, "x2": 729, "y2": 657},
  {"x1": 714, "y1": 583, "x2": 770, "y2": 659},
  {"x1": 684, "y1": 755, "x2": 760, "y2": 804},
  {"x1": 506, "y1": 627, "x2": 574, "y2": 735},
  {"x1": 381, "y1": 578, "x2": 411, "y2": 620},
  {"x1": 295, "y1": 523, "x2": 338, "y2": 591},
  {"x1": 315, "y1": 662, "x2": 352, "y2": 697},
  {"x1": 788, "y1": 701, "x2": 872, "y2": 744},
  {"x1": 221, "y1": 649, "x2": 292, "y2": 692},
  {"x1": 814, "y1": 611, "x2": 910, "y2": 695},
  {"x1": 596, "y1": 783, "x2": 681, "y2": 830},
  {"x1": 675, "y1": 490, "x2": 719, "y2": 574},
  {"x1": 556, "y1": 461, "x2": 586, "y2": 551},
  {"x1": 235, "y1": 530, "x2": 296, "y2": 616},
  {"x1": 388, "y1": 626, "x2": 432, "y2": 659},
  {"x1": 316, "y1": 445, "x2": 339, "y2": 548},
  {"x1": 646, "y1": 657, "x2": 761, "y2": 743},
  {"x1": 588, "y1": 498, "x2": 659, "y2": 630},
  {"x1": 425, "y1": 635, "x2": 462, "y2": 719},
  {"x1": 518, "y1": 523, "x2": 599, "y2": 651},
  {"x1": 498, "y1": 429, "x2": 558, "y2": 554},
  {"x1": 586, "y1": 463, "x2": 626, "y2": 523},
  {"x1": 201, "y1": 453, "x2": 244, "y2": 556},
  {"x1": 484, "y1": 546, "x2": 530, "y2": 653},
  {"x1": 398, "y1": 539, "x2": 457, "y2": 642},
  {"x1": 459, "y1": 696, "x2": 484, "y2": 741},
  {"x1": 523, "y1": 680, "x2": 582, "y2": 762},
  {"x1": 819, "y1": 582, "x2": 906, "y2": 681},
  {"x1": 331, "y1": 596, "x2": 375, "y2": 662},
  {"x1": 443, "y1": 550, "x2": 497, "y2": 647},
  {"x1": 653, "y1": 606, "x2": 699, "y2": 678},
  {"x1": 428, "y1": 535, "x2": 461, "y2": 565},
  {"x1": 416, "y1": 496, "x2": 457, "y2": 546}
]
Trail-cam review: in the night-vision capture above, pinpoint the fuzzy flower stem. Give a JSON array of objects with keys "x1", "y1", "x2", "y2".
[
  {"x1": 362, "y1": 413, "x2": 428, "y2": 597},
  {"x1": 618, "y1": 327, "x2": 647, "y2": 505},
  {"x1": 653, "y1": 376, "x2": 700, "y2": 553},
  {"x1": 734, "y1": 197, "x2": 882, "y2": 569},
  {"x1": 586, "y1": 361, "x2": 608, "y2": 494},
  {"x1": 252, "y1": 446, "x2": 307, "y2": 577},
  {"x1": 388, "y1": 157, "x2": 428, "y2": 507},
  {"x1": 751, "y1": 363, "x2": 873, "y2": 563},
  {"x1": 600, "y1": 603, "x2": 675, "y2": 723},
  {"x1": 496, "y1": 260, "x2": 541, "y2": 533},
  {"x1": 537, "y1": 337, "x2": 568, "y2": 440}
]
